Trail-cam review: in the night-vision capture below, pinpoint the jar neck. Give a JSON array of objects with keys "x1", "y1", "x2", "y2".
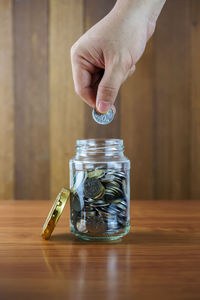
[{"x1": 75, "y1": 139, "x2": 124, "y2": 158}]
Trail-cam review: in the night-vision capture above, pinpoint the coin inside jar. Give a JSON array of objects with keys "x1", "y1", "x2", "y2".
[
  {"x1": 86, "y1": 216, "x2": 107, "y2": 234},
  {"x1": 84, "y1": 177, "x2": 103, "y2": 198},
  {"x1": 71, "y1": 167, "x2": 128, "y2": 237},
  {"x1": 71, "y1": 192, "x2": 83, "y2": 212},
  {"x1": 88, "y1": 169, "x2": 105, "y2": 179},
  {"x1": 76, "y1": 219, "x2": 88, "y2": 233}
]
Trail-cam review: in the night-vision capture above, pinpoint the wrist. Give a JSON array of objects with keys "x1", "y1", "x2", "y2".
[{"x1": 113, "y1": 0, "x2": 166, "y2": 23}]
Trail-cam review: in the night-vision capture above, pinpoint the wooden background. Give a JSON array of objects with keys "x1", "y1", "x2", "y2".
[{"x1": 0, "y1": 0, "x2": 199, "y2": 201}]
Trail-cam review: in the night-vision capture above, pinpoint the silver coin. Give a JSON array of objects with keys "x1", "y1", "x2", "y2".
[
  {"x1": 76, "y1": 219, "x2": 88, "y2": 233},
  {"x1": 92, "y1": 108, "x2": 114, "y2": 125},
  {"x1": 114, "y1": 172, "x2": 126, "y2": 180},
  {"x1": 105, "y1": 188, "x2": 116, "y2": 195},
  {"x1": 117, "y1": 199, "x2": 127, "y2": 207},
  {"x1": 104, "y1": 190, "x2": 116, "y2": 201},
  {"x1": 90, "y1": 199, "x2": 106, "y2": 205},
  {"x1": 85, "y1": 211, "x2": 97, "y2": 217},
  {"x1": 107, "y1": 219, "x2": 119, "y2": 230},
  {"x1": 106, "y1": 181, "x2": 120, "y2": 189},
  {"x1": 106, "y1": 183, "x2": 122, "y2": 193},
  {"x1": 96, "y1": 166, "x2": 106, "y2": 170},
  {"x1": 108, "y1": 170, "x2": 125, "y2": 177},
  {"x1": 108, "y1": 204, "x2": 121, "y2": 213},
  {"x1": 84, "y1": 205, "x2": 96, "y2": 212},
  {"x1": 90, "y1": 202, "x2": 109, "y2": 207},
  {"x1": 101, "y1": 174, "x2": 115, "y2": 183},
  {"x1": 118, "y1": 210, "x2": 127, "y2": 218},
  {"x1": 84, "y1": 198, "x2": 94, "y2": 204},
  {"x1": 117, "y1": 217, "x2": 127, "y2": 225},
  {"x1": 112, "y1": 199, "x2": 123, "y2": 204},
  {"x1": 116, "y1": 203, "x2": 127, "y2": 211}
]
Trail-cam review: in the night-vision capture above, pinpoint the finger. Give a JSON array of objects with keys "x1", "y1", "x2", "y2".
[
  {"x1": 71, "y1": 47, "x2": 102, "y2": 107},
  {"x1": 121, "y1": 65, "x2": 136, "y2": 84},
  {"x1": 128, "y1": 65, "x2": 136, "y2": 77},
  {"x1": 71, "y1": 62, "x2": 97, "y2": 107},
  {"x1": 96, "y1": 65, "x2": 124, "y2": 114}
]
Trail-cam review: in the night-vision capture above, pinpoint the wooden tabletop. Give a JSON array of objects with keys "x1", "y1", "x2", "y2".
[{"x1": 0, "y1": 200, "x2": 200, "y2": 300}]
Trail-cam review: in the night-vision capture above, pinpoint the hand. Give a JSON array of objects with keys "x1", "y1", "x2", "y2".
[{"x1": 71, "y1": 0, "x2": 165, "y2": 113}]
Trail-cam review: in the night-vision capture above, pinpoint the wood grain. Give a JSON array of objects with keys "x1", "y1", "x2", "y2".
[
  {"x1": 84, "y1": 0, "x2": 120, "y2": 139},
  {"x1": 49, "y1": 0, "x2": 85, "y2": 200},
  {"x1": 0, "y1": 200, "x2": 200, "y2": 300},
  {"x1": 14, "y1": 0, "x2": 49, "y2": 199},
  {"x1": 154, "y1": 0, "x2": 190, "y2": 200},
  {"x1": 121, "y1": 40, "x2": 155, "y2": 200},
  {"x1": 190, "y1": 0, "x2": 200, "y2": 199},
  {"x1": 0, "y1": 0, "x2": 14, "y2": 199}
]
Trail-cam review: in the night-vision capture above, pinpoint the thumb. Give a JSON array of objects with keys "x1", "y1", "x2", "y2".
[{"x1": 96, "y1": 65, "x2": 123, "y2": 113}]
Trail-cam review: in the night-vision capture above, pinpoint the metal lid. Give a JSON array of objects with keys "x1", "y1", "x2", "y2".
[{"x1": 41, "y1": 188, "x2": 70, "y2": 240}]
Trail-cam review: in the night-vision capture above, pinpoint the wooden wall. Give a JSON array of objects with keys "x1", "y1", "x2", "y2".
[{"x1": 0, "y1": 0, "x2": 199, "y2": 200}]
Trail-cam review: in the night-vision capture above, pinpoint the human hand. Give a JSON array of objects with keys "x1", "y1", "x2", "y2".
[{"x1": 71, "y1": 0, "x2": 165, "y2": 113}]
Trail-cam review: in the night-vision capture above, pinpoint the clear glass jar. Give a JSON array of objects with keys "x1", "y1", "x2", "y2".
[{"x1": 69, "y1": 139, "x2": 130, "y2": 241}]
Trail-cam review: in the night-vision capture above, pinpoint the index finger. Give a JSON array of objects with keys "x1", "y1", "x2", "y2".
[{"x1": 71, "y1": 55, "x2": 101, "y2": 107}]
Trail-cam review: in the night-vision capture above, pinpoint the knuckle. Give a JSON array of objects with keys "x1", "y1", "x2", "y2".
[
  {"x1": 128, "y1": 65, "x2": 136, "y2": 77},
  {"x1": 70, "y1": 44, "x2": 78, "y2": 59},
  {"x1": 74, "y1": 85, "x2": 82, "y2": 96},
  {"x1": 112, "y1": 52, "x2": 135, "y2": 74}
]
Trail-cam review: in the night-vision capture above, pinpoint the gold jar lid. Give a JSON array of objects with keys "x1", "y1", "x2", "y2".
[{"x1": 41, "y1": 188, "x2": 70, "y2": 240}]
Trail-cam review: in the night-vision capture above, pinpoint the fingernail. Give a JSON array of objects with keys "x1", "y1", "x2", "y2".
[{"x1": 97, "y1": 101, "x2": 111, "y2": 113}]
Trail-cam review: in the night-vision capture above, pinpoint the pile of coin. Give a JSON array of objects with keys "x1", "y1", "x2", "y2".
[{"x1": 70, "y1": 168, "x2": 129, "y2": 236}]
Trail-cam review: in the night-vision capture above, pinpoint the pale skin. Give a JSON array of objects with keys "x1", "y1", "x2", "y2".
[{"x1": 71, "y1": 0, "x2": 166, "y2": 114}]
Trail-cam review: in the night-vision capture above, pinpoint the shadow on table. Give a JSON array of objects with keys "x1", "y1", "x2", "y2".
[
  {"x1": 49, "y1": 233, "x2": 122, "y2": 244},
  {"x1": 47, "y1": 230, "x2": 200, "y2": 245}
]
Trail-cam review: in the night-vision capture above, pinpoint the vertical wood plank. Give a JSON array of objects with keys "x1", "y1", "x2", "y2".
[
  {"x1": 154, "y1": 0, "x2": 190, "y2": 200},
  {"x1": 84, "y1": 0, "x2": 120, "y2": 139},
  {"x1": 49, "y1": 0, "x2": 85, "y2": 199},
  {"x1": 190, "y1": 0, "x2": 200, "y2": 199},
  {"x1": 14, "y1": 0, "x2": 49, "y2": 199},
  {"x1": 121, "y1": 38, "x2": 155, "y2": 200},
  {"x1": 0, "y1": 0, "x2": 14, "y2": 200}
]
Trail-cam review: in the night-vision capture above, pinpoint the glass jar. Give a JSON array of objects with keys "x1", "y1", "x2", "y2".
[{"x1": 69, "y1": 139, "x2": 130, "y2": 241}]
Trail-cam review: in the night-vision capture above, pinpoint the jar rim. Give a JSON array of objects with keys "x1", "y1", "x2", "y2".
[{"x1": 76, "y1": 139, "x2": 123, "y2": 147}]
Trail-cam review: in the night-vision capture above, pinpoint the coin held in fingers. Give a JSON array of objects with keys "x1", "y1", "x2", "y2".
[{"x1": 92, "y1": 107, "x2": 114, "y2": 125}]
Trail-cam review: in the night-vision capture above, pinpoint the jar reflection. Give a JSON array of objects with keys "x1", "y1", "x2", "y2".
[{"x1": 41, "y1": 242, "x2": 132, "y2": 299}]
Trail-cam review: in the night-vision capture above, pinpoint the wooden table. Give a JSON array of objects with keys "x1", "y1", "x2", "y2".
[{"x1": 0, "y1": 200, "x2": 200, "y2": 300}]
